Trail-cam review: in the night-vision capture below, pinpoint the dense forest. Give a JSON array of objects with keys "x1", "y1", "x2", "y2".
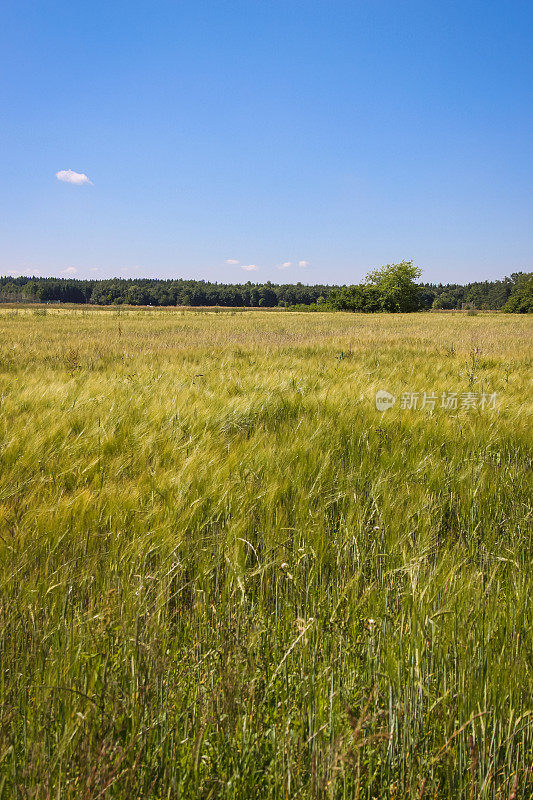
[{"x1": 0, "y1": 268, "x2": 531, "y2": 312}]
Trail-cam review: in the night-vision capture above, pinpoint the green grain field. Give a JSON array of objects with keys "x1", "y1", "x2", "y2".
[{"x1": 0, "y1": 307, "x2": 531, "y2": 799}]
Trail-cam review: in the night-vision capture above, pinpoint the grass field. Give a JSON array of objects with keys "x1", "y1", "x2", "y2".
[{"x1": 0, "y1": 307, "x2": 531, "y2": 799}]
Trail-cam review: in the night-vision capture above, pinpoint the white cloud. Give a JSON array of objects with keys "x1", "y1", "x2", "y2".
[
  {"x1": 62, "y1": 267, "x2": 77, "y2": 275},
  {"x1": 298, "y1": 260, "x2": 309, "y2": 268},
  {"x1": 89, "y1": 267, "x2": 100, "y2": 273},
  {"x1": 225, "y1": 258, "x2": 239, "y2": 265},
  {"x1": 56, "y1": 169, "x2": 93, "y2": 186},
  {"x1": 277, "y1": 261, "x2": 292, "y2": 270},
  {"x1": 241, "y1": 264, "x2": 259, "y2": 271}
]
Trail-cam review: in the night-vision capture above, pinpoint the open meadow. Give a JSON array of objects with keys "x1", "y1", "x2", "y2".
[{"x1": 0, "y1": 307, "x2": 531, "y2": 799}]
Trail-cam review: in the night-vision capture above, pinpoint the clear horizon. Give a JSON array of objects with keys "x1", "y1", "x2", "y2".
[
  {"x1": 0, "y1": 269, "x2": 526, "y2": 288},
  {"x1": 1, "y1": 1, "x2": 532, "y2": 285}
]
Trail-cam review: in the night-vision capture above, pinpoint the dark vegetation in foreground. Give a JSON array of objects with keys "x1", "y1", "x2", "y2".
[{"x1": 1, "y1": 262, "x2": 532, "y2": 312}]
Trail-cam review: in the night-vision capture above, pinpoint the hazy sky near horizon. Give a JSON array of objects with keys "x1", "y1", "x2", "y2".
[{"x1": 1, "y1": 1, "x2": 532, "y2": 285}]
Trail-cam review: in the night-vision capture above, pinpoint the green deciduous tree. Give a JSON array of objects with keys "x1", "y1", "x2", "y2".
[
  {"x1": 503, "y1": 272, "x2": 533, "y2": 313},
  {"x1": 365, "y1": 260, "x2": 422, "y2": 312},
  {"x1": 329, "y1": 260, "x2": 422, "y2": 312}
]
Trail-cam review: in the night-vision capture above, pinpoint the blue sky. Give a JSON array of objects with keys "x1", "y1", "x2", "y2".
[{"x1": 1, "y1": 1, "x2": 532, "y2": 285}]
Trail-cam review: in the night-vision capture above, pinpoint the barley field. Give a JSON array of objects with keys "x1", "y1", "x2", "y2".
[{"x1": 0, "y1": 307, "x2": 531, "y2": 799}]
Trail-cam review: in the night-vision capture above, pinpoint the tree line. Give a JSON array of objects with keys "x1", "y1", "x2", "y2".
[{"x1": 0, "y1": 262, "x2": 531, "y2": 312}]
